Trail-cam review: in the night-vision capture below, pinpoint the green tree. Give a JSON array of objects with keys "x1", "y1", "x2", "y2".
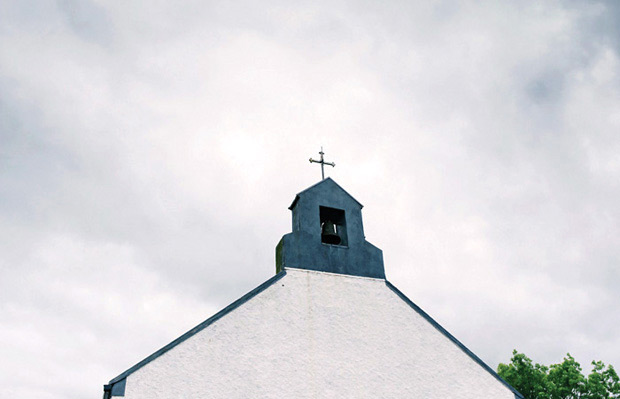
[
  {"x1": 498, "y1": 351, "x2": 620, "y2": 399},
  {"x1": 547, "y1": 353, "x2": 585, "y2": 399},
  {"x1": 584, "y1": 361, "x2": 620, "y2": 399},
  {"x1": 498, "y1": 350, "x2": 550, "y2": 399}
]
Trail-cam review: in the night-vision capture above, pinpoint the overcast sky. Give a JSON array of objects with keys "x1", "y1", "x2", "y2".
[{"x1": 2, "y1": 1, "x2": 620, "y2": 397}]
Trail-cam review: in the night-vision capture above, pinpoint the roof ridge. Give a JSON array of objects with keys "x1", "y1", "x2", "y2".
[{"x1": 107, "y1": 271, "x2": 287, "y2": 386}]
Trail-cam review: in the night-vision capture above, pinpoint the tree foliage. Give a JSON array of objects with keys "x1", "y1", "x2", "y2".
[{"x1": 498, "y1": 350, "x2": 620, "y2": 399}]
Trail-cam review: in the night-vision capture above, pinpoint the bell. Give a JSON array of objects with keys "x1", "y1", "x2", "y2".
[{"x1": 321, "y1": 220, "x2": 341, "y2": 245}]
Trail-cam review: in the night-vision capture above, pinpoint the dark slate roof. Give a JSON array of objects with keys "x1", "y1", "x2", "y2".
[
  {"x1": 107, "y1": 271, "x2": 288, "y2": 387},
  {"x1": 289, "y1": 177, "x2": 363, "y2": 210},
  {"x1": 385, "y1": 280, "x2": 524, "y2": 399}
]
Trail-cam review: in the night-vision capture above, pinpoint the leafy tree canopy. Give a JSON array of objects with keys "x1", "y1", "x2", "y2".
[{"x1": 498, "y1": 350, "x2": 620, "y2": 399}]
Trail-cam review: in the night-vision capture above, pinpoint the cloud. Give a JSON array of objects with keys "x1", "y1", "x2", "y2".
[{"x1": 1, "y1": 1, "x2": 620, "y2": 397}]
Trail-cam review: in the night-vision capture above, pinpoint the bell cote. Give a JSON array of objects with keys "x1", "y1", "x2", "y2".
[{"x1": 276, "y1": 178, "x2": 385, "y2": 279}]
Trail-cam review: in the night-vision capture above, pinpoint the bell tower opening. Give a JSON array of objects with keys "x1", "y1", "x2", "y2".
[{"x1": 320, "y1": 206, "x2": 348, "y2": 247}]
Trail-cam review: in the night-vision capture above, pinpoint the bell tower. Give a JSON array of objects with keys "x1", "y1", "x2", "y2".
[{"x1": 275, "y1": 178, "x2": 385, "y2": 279}]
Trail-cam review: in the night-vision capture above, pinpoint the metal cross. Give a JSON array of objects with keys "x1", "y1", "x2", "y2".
[{"x1": 309, "y1": 147, "x2": 335, "y2": 180}]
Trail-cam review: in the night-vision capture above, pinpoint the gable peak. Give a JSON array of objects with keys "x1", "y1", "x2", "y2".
[{"x1": 289, "y1": 178, "x2": 363, "y2": 210}]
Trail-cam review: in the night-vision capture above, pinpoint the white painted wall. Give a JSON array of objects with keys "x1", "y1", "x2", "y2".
[{"x1": 121, "y1": 268, "x2": 516, "y2": 398}]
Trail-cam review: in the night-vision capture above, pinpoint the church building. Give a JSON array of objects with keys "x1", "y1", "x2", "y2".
[{"x1": 103, "y1": 178, "x2": 523, "y2": 399}]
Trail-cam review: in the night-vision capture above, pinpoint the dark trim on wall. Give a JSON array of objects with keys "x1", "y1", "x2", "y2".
[
  {"x1": 103, "y1": 378, "x2": 126, "y2": 397},
  {"x1": 385, "y1": 280, "x2": 524, "y2": 399}
]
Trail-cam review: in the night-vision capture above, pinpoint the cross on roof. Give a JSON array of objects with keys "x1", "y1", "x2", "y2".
[{"x1": 309, "y1": 147, "x2": 335, "y2": 180}]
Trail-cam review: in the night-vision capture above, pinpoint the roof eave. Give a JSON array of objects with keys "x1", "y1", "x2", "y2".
[
  {"x1": 384, "y1": 280, "x2": 525, "y2": 399},
  {"x1": 107, "y1": 270, "x2": 288, "y2": 385}
]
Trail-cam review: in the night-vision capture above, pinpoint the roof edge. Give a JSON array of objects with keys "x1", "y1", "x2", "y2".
[
  {"x1": 384, "y1": 280, "x2": 524, "y2": 399},
  {"x1": 108, "y1": 270, "x2": 288, "y2": 385},
  {"x1": 288, "y1": 178, "x2": 363, "y2": 210}
]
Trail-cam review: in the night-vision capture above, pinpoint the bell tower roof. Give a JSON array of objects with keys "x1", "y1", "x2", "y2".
[
  {"x1": 276, "y1": 178, "x2": 384, "y2": 279},
  {"x1": 288, "y1": 177, "x2": 363, "y2": 210}
]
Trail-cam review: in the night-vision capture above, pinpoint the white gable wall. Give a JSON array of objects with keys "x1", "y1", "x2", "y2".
[{"x1": 121, "y1": 269, "x2": 515, "y2": 398}]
